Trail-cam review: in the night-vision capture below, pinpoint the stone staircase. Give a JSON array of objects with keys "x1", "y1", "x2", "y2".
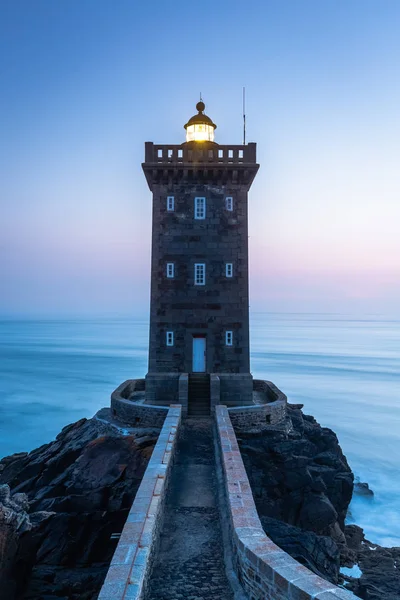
[{"x1": 188, "y1": 374, "x2": 211, "y2": 417}]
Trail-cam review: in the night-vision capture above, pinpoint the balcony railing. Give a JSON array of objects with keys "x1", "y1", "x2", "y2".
[{"x1": 144, "y1": 142, "x2": 257, "y2": 165}]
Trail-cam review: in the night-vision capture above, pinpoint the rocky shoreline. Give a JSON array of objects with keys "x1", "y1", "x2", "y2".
[
  {"x1": 237, "y1": 404, "x2": 400, "y2": 600},
  {"x1": 0, "y1": 410, "x2": 159, "y2": 599},
  {"x1": 0, "y1": 405, "x2": 399, "y2": 599}
]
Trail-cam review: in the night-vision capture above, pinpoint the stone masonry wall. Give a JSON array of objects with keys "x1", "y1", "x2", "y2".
[
  {"x1": 228, "y1": 402, "x2": 286, "y2": 432},
  {"x1": 145, "y1": 373, "x2": 181, "y2": 406},
  {"x1": 146, "y1": 177, "x2": 252, "y2": 377},
  {"x1": 98, "y1": 405, "x2": 182, "y2": 600},
  {"x1": 111, "y1": 380, "x2": 169, "y2": 428},
  {"x1": 215, "y1": 406, "x2": 356, "y2": 600},
  {"x1": 253, "y1": 379, "x2": 288, "y2": 403},
  {"x1": 218, "y1": 373, "x2": 253, "y2": 406},
  {"x1": 228, "y1": 379, "x2": 287, "y2": 432},
  {"x1": 178, "y1": 374, "x2": 189, "y2": 415}
]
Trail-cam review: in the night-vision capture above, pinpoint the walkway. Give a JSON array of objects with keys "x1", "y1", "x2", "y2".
[{"x1": 145, "y1": 418, "x2": 234, "y2": 600}]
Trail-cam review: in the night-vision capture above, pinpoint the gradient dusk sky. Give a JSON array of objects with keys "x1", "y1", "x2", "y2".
[{"x1": 1, "y1": 1, "x2": 400, "y2": 316}]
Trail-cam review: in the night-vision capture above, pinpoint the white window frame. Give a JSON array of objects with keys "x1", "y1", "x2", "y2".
[
  {"x1": 194, "y1": 263, "x2": 206, "y2": 286},
  {"x1": 226, "y1": 331, "x2": 233, "y2": 346},
  {"x1": 225, "y1": 196, "x2": 233, "y2": 211},
  {"x1": 226, "y1": 263, "x2": 233, "y2": 278},
  {"x1": 194, "y1": 196, "x2": 206, "y2": 219},
  {"x1": 167, "y1": 196, "x2": 174, "y2": 211},
  {"x1": 166, "y1": 263, "x2": 174, "y2": 278},
  {"x1": 166, "y1": 331, "x2": 174, "y2": 346}
]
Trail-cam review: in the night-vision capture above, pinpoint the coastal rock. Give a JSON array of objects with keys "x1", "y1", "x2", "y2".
[
  {"x1": 238, "y1": 406, "x2": 353, "y2": 531},
  {"x1": 342, "y1": 525, "x2": 400, "y2": 600},
  {"x1": 354, "y1": 480, "x2": 374, "y2": 497},
  {"x1": 261, "y1": 516, "x2": 340, "y2": 583},
  {"x1": 0, "y1": 485, "x2": 33, "y2": 598},
  {"x1": 237, "y1": 405, "x2": 354, "y2": 584},
  {"x1": 238, "y1": 408, "x2": 399, "y2": 600},
  {"x1": 0, "y1": 410, "x2": 158, "y2": 600}
]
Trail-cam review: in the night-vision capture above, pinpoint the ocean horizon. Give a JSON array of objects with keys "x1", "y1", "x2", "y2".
[{"x1": 1, "y1": 312, "x2": 399, "y2": 547}]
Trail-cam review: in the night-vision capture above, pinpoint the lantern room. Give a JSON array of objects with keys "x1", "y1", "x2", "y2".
[{"x1": 184, "y1": 101, "x2": 217, "y2": 142}]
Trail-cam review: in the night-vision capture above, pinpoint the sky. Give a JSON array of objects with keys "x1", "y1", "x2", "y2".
[{"x1": 1, "y1": 0, "x2": 400, "y2": 316}]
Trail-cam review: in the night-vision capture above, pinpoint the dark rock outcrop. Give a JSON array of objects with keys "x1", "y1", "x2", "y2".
[
  {"x1": 0, "y1": 410, "x2": 158, "y2": 600},
  {"x1": 261, "y1": 515, "x2": 340, "y2": 583},
  {"x1": 237, "y1": 406, "x2": 400, "y2": 600},
  {"x1": 237, "y1": 405, "x2": 354, "y2": 584},
  {"x1": 353, "y1": 479, "x2": 374, "y2": 498},
  {"x1": 342, "y1": 525, "x2": 400, "y2": 600}
]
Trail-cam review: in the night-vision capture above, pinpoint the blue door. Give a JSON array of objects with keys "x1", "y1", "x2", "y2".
[{"x1": 192, "y1": 337, "x2": 206, "y2": 372}]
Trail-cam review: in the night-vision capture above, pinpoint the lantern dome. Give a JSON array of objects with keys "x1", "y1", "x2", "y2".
[{"x1": 184, "y1": 101, "x2": 217, "y2": 142}]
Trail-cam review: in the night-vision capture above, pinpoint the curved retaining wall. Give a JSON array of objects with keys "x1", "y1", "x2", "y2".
[
  {"x1": 215, "y1": 405, "x2": 356, "y2": 600},
  {"x1": 98, "y1": 404, "x2": 181, "y2": 600},
  {"x1": 111, "y1": 380, "x2": 169, "y2": 428},
  {"x1": 228, "y1": 380, "x2": 287, "y2": 432}
]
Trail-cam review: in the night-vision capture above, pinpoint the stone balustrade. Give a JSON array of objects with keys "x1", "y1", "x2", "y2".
[
  {"x1": 215, "y1": 405, "x2": 356, "y2": 600},
  {"x1": 144, "y1": 141, "x2": 257, "y2": 165},
  {"x1": 97, "y1": 405, "x2": 182, "y2": 600}
]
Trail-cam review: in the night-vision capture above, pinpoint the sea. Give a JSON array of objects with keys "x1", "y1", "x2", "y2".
[{"x1": 1, "y1": 313, "x2": 399, "y2": 547}]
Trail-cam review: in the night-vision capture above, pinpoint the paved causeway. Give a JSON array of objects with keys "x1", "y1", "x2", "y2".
[{"x1": 145, "y1": 418, "x2": 234, "y2": 600}]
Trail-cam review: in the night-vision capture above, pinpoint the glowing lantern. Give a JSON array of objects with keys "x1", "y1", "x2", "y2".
[{"x1": 184, "y1": 101, "x2": 217, "y2": 142}]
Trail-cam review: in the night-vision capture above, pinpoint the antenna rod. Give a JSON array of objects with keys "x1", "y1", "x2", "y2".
[{"x1": 243, "y1": 87, "x2": 246, "y2": 145}]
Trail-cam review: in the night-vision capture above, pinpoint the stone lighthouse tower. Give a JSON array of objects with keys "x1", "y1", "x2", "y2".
[{"x1": 142, "y1": 101, "x2": 259, "y2": 411}]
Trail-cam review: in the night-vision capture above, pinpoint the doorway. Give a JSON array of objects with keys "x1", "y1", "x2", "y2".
[{"x1": 192, "y1": 336, "x2": 206, "y2": 372}]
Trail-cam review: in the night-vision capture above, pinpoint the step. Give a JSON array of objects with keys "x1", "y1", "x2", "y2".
[
  {"x1": 188, "y1": 386, "x2": 209, "y2": 390},
  {"x1": 188, "y1": 401, "x2": 210, "y2": 405},
  {"x1": 188, "y1": 373, "x2": 211, "y2": 417}
]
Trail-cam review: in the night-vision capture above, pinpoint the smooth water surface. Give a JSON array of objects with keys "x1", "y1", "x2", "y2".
[
  {"x1": 0, "y1": 314, "x2": 399, "y2": 546},
  {"x1": 251, "y1": 313, "x2": 400, "y2": 547}
]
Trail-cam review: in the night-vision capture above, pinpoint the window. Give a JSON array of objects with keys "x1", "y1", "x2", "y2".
[
  {"x1": 228, "y1": 149, "x2": 233, "y2": 159},
  {"x1": 238, "y1": 149, "x2": 244, "y2": 159},
  {"x1": 168, "y1": 149, "x2": 173, "y2": 159},
  {"x1": 178, "y1": 149, "x2": 183, "y2": 159},
  {"x1": 194, "y1": 263, "x2": 205, "y2": 285},
  {"x1": 194, "y1": 197, "x2": 206, "y2": 219},
  {"x1": 226, "y1": 331, "x2": 233, "y2": 346},
  {"x1": 218, "y1": 149, "x2": 224, "y2": 158},
  {"x1": 166, "y1": 331, "x2": 174, "y2": 346},
  {"x1": 208, "y1": 150, "x2": 213, "y2": 159},
  {"x1": 166, "y1": 263, "x2": 174, "y2": 278},
  {"x1": 225, "y1": 196, "x2": 233, "y2": 211},
  {"x1": 226, "y1": 263, "x2": 233, "y2": 277},
  {"x1": 167, "y1": 196, "x2": 174, "y2": 211},
  {"x1": 157, "y1": 149, "x2": 163, "y2": 158}
]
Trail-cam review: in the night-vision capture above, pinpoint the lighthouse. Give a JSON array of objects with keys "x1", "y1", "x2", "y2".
[{"x1": 142, "y1": 101, "x2": 259, "y2": 412}]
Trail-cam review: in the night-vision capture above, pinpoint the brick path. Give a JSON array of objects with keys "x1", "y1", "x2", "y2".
[{"x1": 144, "y1": 418, "x2": 234, "y2": 600}]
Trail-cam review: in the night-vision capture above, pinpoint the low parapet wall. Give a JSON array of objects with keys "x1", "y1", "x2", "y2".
[
  {"x1": 228, "y1": 380, "x2": 287, "y2": 432},
  {"x1": 98, "y1": 405, "x2": 182, "y2": 600},
  {"x1": 111, "y1": 380, "x2": 169, "y2": 428},
  {"x1": 215, "y1": 405, "x2": 356, "y2": 600},
  {"x1": 254, "y1": 379, "x2": 287, "y2": 403}
]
